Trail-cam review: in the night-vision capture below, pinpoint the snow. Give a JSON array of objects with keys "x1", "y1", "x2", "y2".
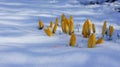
[{"x1": 0, "y1": 0, "x2": 120, "y2": 67}]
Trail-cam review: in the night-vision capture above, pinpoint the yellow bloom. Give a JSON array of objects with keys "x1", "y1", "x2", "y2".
[
  {"x1": 82, "y1": 22, "x2": 88, "y2": 38},
  {"x1": 92, "y1": 23, "x2": 96, "y2": 33},
  {"x1": 44, "y1": 28, "x2": 54, "y2": 36},
  {"x1": 65, "y1": 18, "x2": 70, "y2": 27},
  {"x1": 52, "y1": 24, "x2": 58, "y2": 33},
  {"x1": 82, "y1": 19, "x2": 92, "y2": 38},
  {"x1": 109, "y1": 25, "x2": 114, "y2": 37},
  {"x1": 55, "y1": 17, "x2": 59, "y2": 25},
  {"x1": 49, "y1": 21, "x2": 54, "y2": 28},
  {"x1": 64, "y1": 21, "x2": 69, "y2": 34},
  {"x1": 39, "y1": 20, "x2": 44, "y2": 29},
  {"x1": 102, "y1": 21, "x2": 107, "y2": 37},
  {"x1": 88, "y1": 33, "x2": 96, "y2": 48},
  {"x1": 86, "y1": 19, "x2": 92, "y2": 37},
  {"x1": 96, "y1": 38, "x2": 104, "y2": 44},
  {"x1": 69, "y1": 34, "x2": 76, "y2": 47},
  {"x1": 61, "y1": 21, "x2": 65, "y2": 33},
  {"x1": 70, "y1": 15, "x2": 73, "y2": 21},
  {"x1": 61, "y1": 14, "x2": 65, "y2": 22},
  {"x1": 69, "y1": 16, "x2": 74, "y2": 35}
]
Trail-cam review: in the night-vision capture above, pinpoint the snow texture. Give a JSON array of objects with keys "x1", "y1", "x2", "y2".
[{"x1": 0, "y1": 0, "x2": 120, "y2": 67}]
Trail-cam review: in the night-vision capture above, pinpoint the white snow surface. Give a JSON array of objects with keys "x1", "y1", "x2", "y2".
[{"x1": 0, "y1": 0, "x2": 120, "y2": 67}]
